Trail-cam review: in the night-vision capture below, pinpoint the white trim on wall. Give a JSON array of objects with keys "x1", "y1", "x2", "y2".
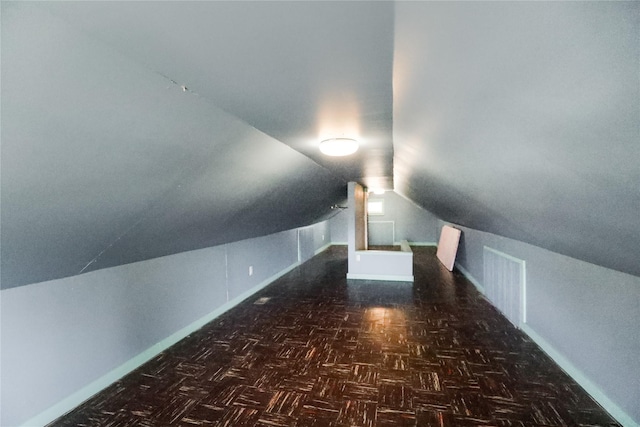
[
  {"x1": 521, "y1": 324, "x2": 639, "y2": 427},
  {"x1": 402, "y1": 242, "x2": 437, "y2": 247},
  {"x1": 19, "y1": 228, "x2": 334, "y2": 427},
  {"x1": 314, "y1": 242, "x2": 332, "y2": 255},
  {"x1": 455, "y1": 260, "x2": 636, "y2": 427},
  {"x1": 346, "y1": 273, "x2": 414, "y2": 282}
]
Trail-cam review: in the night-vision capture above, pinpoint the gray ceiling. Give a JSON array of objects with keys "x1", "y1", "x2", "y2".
[
  {"x1": 2, "y1": 1, "x2": 638, "y2": 288},
  {"x1": 393, "y1": 2, "x2": 639, "y2": 277},
  {"x1": 38, "y1": 1, "x2": 396, "y2": 190}
]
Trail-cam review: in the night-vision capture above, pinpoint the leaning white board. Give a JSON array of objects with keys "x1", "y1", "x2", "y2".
[{"x1": 436, "y1": 225, "x2": 461, "y2": 271}]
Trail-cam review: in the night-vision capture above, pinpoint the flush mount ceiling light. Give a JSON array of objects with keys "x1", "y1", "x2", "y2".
[{"x1": 319, "y1": 138, "x2": 359, "y2": 156}]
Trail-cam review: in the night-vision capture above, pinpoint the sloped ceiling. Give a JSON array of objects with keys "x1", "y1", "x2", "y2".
[
  {"x1": 38, "y1": 1, "x2": 395, "y2": 190},
  {"x1": 2, "y1": 1, "x2": 394, "y2": 288},
  {"x1": 2, "y1": 1, "x2": 638, "y2": 288},
  {"x1": 393, "y1": 2, "x2": 639, "y2": 277}
]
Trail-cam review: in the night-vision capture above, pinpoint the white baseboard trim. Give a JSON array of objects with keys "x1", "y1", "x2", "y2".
[
  {"x1": 331, "y1": 241, "x2": 348, "y2": 246},
  {"x1": 21, "y1": 259, "x2": 302, "y2": 427},
  {"x1": 346, "y1": 273, "x2": 414, "y2": 282},
  {"x1": 454, "y1": 262, "x2": 485, "y2": 295},
  {"x1": 402, "y1": 241, "x2": 437, "y2": 247},
  {"x1": 454, "y1": 264, "x2": 635, "y2": 426},
  {"x1": 314, "y1": 242, "x2": 333, "y2": 255},
  {"x1": 520, "y1": 324, "x2": 637, "y2": 427}
]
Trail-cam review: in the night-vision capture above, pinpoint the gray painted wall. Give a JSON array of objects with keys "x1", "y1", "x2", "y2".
[
  {"x1": 447, "y1": 221, "x2": 640, "y2": 425},
  {"x1": 394, "y1": 1, "x2": 640, "y2": 279},
  {"x1": 1, "y1": 246, "x2": 227, "y2": 426},
  {"x1": 2, "y1": 3, "x2": 346, "y2": 289},
  {"x1": 226, "y1": 230, "x2": 298, "y2": 301},
  {"x1": 368, "y1": 191, "x2": 439, "y2": 244},
  {"x1": 330, "y1": 190, "x2": 439, "y2": 246},
  {"x1": 299, "y1": 221, "x2": 331, "y2": 263},
  {"x1": 0, "y1": 220, "x2": 331, "y2": 427},
  {"x1": 329, "y1": 209, "x2": 349, "y2": 244}
]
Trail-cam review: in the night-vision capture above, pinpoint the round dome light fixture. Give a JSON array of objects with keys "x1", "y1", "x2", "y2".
[{"x1": 319, "y1": 137, "x2": 359, "y2": 156}]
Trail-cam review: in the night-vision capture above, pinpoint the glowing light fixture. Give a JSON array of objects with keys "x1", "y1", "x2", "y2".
[
  {"x1": 369, "y1": 189, "x2": 386, "y2": 195},
  {"x1": 319, "y1": 138, "x2": 359, "y2": 156}
]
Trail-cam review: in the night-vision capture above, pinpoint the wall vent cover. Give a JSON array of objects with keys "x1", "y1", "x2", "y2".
[{"x1": 483, "y1": 246, "x2": 526, "y2": 327}]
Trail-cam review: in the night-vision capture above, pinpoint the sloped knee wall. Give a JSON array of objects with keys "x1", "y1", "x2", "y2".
[
  {"x1": 450, "y1": 221, "x2": 640, "y2": 426},
  {"x1": 0, "y1": 220, "x2": 331, "y2": 427}
]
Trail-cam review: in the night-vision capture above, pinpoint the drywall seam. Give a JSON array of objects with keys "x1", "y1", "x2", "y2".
[
  {"x1": 20, "y1": 243, "x2": 332, "y2": 427},
  {"x1": 454, "y1": 261, "x2": 634, "y2": 427},
  {"x1": 520, "y1": 324, "x2": 638, "y2": 427}
]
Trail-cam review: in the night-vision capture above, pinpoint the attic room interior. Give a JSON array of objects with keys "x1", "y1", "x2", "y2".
[{"x1": 1, "y1": 1, "x2": 638, "y2": 426}]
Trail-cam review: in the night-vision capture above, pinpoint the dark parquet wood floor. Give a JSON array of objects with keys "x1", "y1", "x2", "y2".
[{"x1": 50, "y1": 246, "x2": 620, "y2": 427}]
